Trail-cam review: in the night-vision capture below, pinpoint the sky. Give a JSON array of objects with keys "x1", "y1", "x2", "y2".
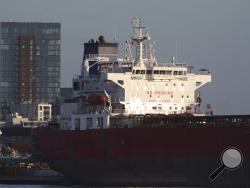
[{"x1": 0, "y1": 0, "x2": 250, "y2": 115}]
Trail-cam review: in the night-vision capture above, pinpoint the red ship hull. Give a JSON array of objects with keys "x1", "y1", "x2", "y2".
[{"x1": 36, "y1": 127, "x2": 250, "y2": 186}]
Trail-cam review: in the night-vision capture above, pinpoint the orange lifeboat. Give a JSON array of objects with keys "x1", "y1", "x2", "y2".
[{"x1": 87, "y1": 94, "x2": 108, "y2": 105}]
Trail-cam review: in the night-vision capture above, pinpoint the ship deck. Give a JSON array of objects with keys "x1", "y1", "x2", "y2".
[{"x1": 110, "y1": 114, "x2": 250, "y2": 128}]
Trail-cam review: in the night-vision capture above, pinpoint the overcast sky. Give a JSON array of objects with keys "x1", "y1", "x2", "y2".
[{"x1": 1, "y1": 0, "x2": 250, "y2": 115}]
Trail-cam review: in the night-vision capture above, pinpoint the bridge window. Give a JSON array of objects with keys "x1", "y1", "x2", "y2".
[
  {"x1": 178, "y1": 71, "x2": 183, "y2": 75},
  {"x1": 118, "y1": 80, "x2": 124, "y2": 85},
  {"x1": 160, "y1": 70, "x2": 165, "y2": 75},
  {"x1": 196, "y1": 82, "x2": 202, "y2": 86},
  {"x1": 174, "y1": 71, "x2": 178, "y2": 75},
  {"x1": 153, "y1": 70, "x2": 159, "y2": 74},
  {"x1": 146, "y1": 70, "x2": 153, "y2": 74},
  {"x1": 141, "y1": 70, "x2": 145, "y2": 74},
  {"x1": 136, "y1": 70, "x2": 140, "y2": 74},
  {"x1": 166, "y1": 70, "x2": 172, "y2": 75}
]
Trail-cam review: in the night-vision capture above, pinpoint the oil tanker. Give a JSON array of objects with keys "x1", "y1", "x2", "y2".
[{"x1": 36, "y1": 17, "x2": 250, "y2": 186}]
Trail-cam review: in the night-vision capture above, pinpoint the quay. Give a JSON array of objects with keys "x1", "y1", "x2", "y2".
[{"x1": 0, "y1": 156, "x2": 65, "y2": 185}]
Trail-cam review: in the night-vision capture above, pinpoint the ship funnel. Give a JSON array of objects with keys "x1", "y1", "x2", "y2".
[{"x1": 98, "y1": 35, "x2": 106, "y2": 43}]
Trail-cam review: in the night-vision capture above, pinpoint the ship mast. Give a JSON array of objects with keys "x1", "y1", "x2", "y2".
[{"x1": 131, "y1": 17, "x2": 148, "y2": 67}]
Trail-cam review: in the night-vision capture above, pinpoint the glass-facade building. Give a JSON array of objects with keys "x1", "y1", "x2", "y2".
[{"x1": 0, "y1": 22, "x2": 60, "y2": 120}]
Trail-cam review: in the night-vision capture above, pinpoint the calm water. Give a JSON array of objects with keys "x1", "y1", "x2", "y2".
[
  {"x1": 0, "y1": 186, "x2": 203, "y2": 188},
  {"x1": 0, "y1": 186, "x2": 79, "y2": 188}
]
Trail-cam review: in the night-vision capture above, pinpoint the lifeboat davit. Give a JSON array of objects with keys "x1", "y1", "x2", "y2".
[
  {"x1": 87, "y1": 94, "x2": 108, "y2": 105},
  {"x1": 196, "y1": 96, "x2": 202, "y2": 104}
]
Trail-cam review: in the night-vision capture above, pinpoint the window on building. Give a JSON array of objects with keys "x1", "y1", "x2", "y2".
[
  {"x1": 73, "y1": 81, "x2": 79, "y2": 90},
  {"x1": 86, "y1": 117, "x2": 92, "y2": 129},
  {"x1": 97, "y1": 117, "x2": 104, "y2": 128},
  {"x1": 75, "y1": 118, "x2": 80, "y2": 130},
  {"x1": 0, "y1": 44, "x2": 9, "y2": 50}
]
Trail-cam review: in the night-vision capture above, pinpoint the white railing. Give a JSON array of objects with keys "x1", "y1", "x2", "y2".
[{"x1": 84, "y1": 54, "x2": 118, "y2": 60}]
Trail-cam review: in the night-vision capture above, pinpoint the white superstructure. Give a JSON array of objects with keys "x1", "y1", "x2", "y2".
[
  {"x1": 61, "y1": 17, "x2": 211, "y2": 130},
  {"x1": 108, "y1": 66, "x2": 210, "y2": 115}
]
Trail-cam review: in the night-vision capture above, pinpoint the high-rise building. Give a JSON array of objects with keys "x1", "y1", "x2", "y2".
[{"x1": 0, "y1": 22, "x2": 60, "y2": 120}]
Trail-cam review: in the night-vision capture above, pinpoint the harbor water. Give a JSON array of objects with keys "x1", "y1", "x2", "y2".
[{"x1": 0, "y1": 186, "x2": 205, "y2": 188}]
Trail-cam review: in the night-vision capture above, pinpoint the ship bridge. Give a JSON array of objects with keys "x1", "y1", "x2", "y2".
[
  {"x1": 131, "y1": 64, "x2": 188, "y2": 80},
  {"x1": 107, "y1": 66, "x2": 211, "y2": 115},
  {"x1": 106, "y1": 17, "x2": 211, "y2": 115}
]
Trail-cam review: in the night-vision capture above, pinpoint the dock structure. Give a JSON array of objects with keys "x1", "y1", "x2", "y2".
[
  {"x1": 0, "y1": 126, "x2": 64, "y2": 184},
  {"x1": 0, "y1": 156, "x2": 64, "y2": 184}
]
